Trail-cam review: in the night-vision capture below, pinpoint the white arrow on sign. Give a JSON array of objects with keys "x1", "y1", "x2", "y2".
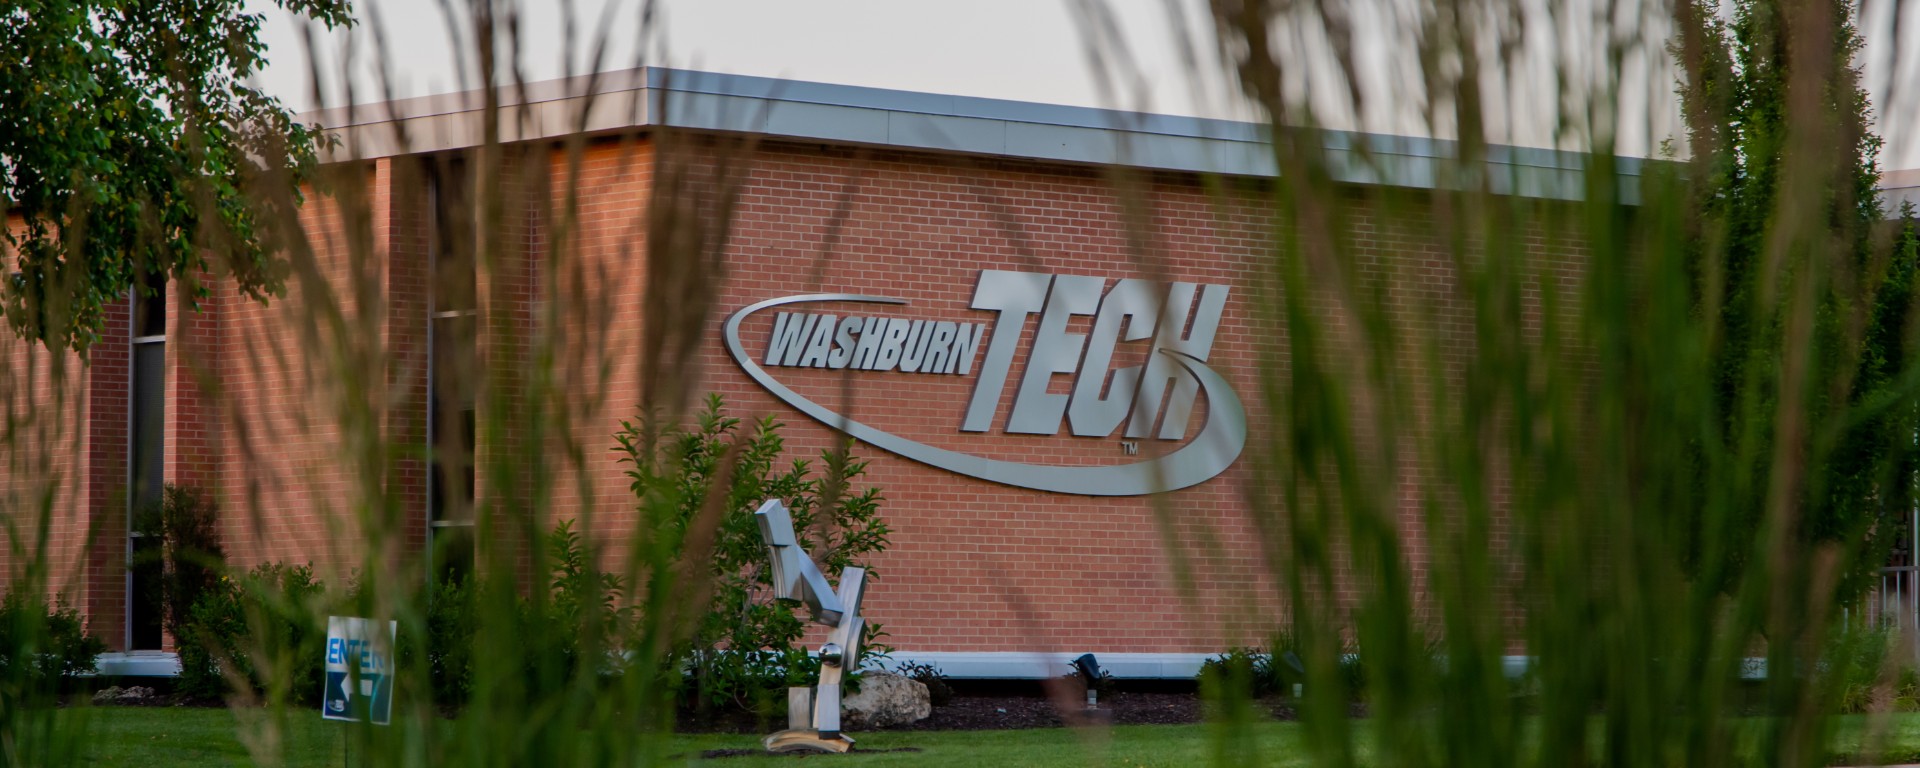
[{"x1": 338, "y1": 674, "x2": 353, "y2": 702}]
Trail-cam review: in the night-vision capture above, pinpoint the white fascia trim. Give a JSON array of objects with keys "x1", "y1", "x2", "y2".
[
  {"x1": 90, "y1": 651, "x2": 182, "y2": 677},
  {"x1": 303, "y1": 67, "x2": 1648, "y2": 203}
]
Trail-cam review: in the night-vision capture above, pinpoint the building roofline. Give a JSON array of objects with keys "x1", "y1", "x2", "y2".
[
  {"x1": 1881, "y1": 168, "x2": 1920, "y2": 213},
  {"x1": 304, "y1": 66, "x2": 1645, "y2": 201}
]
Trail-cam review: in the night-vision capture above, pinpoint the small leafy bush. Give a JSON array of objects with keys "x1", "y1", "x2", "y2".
[
  {"x1": 0, "y1": 592, "x2": 106, "y2": 682},
  {"x1": 1830, "y1": 623, "x2": 1920, "y2": 714},
  {"x1": 398, "y1": 518, "x2": 636, "y2": 712},
  {"x1": 896, "y1": 661, "x2": 953, "y2": 707},
  {"x1": 542, "y1": 518, "x2": 631, "y2": 677},
  {"x1": 1197, "y1": 635, "x2": 1368, "y2": 701},
  {"x1": 1199, "y1": 646, "x2": 1284, "y2": 700},
  {"x1": 159, "y1": 486, "x2": 226, "y2": 646},
  {"x1": 178, "y1": 563, "x2": 327, "y2": 702},
  {"x1": 128, "y1": 484, "x2": 228, "y2": 655},
  {"x1": 420, "y1": 575, "x2": 477, "y2": 707},
  {"x1": 614, "y1": 394, "x2": 890, "y2": 717},
  {"x1": 1063, "y1": 663, "x2": 1118, "y2": 698}
]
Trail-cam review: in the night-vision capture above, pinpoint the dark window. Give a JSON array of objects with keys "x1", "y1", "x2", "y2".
[
  {"x1": 131, "y1": 343, "x2": 165, "y2": 510},
  {"x1": 129, "y1": 274, "x2": 166, "y2": 650},
  {"x1": 133, "y1": 272, "x2": 166, "y2": 338},
  {"x1": 428, "y1": 159, "x2": 477, "y2": 585}
]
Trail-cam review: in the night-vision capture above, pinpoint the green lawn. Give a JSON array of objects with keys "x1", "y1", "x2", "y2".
[
  {"x1": 54, "y1": 706, "x2": 1920, "y2": 766},
  {"x1": 67, "y1": 707, "x2": 1318, "y2": 767}
]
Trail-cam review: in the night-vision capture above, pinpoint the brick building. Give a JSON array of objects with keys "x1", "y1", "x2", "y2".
[{"x1": 3, "y1": 69, "x2": 1621, "y2": 678}]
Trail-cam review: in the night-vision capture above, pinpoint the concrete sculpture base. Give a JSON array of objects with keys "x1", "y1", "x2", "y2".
[{"x1": 762, "y1": 729, "x2": 855, "y2": 754}]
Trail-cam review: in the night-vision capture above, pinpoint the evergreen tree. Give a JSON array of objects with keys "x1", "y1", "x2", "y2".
[{"x1": 1678, "y1": 0, "x2": 1920, "y2": 595}]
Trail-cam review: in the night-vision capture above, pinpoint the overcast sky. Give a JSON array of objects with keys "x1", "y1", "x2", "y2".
[{"x1": 246, "y1": 0, "x2": 1920, "y2": 171}]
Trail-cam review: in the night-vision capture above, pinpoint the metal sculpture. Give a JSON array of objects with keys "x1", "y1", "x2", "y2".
[{"x1": 754, "y1": 498, "x2": 868, "y2": 754}]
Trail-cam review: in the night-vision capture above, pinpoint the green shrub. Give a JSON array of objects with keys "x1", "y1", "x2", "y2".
[
  {"x1": 896, "y1": 660, "x2": 953, "y2": 707},
  {"x1": 1830, "y1": 624, "x2": 1920, "y2": 714},
  {"x1": 178, "y1": 563, "x2": 327, "y2": 702},
  {"x1": 1197, "y1": 636, "x2": 1368, "y2": 702},
  {"x1": 0, "y1": 592, "x2": 106, "y2": 682},
  {"x1": 127, "y1": 485, "x2": 228, "y2": 655},
  {"x1": 158, "y1": 486, "x2": 226, "y2": 647},
  {"x1": 1062, "y1": 667, "x2": 1117, "y2": 700},
  {"x1": 1199, "y1": 647, "x2": 1283, "y2": 701},
  {"x1": 542, "y1": 518, "x2": 630, "y2": 677},
  {"x1": 398, "y1": 518, "x2": 636, "y2": 712},
  {"x1": 421, "y1": 575, "x2": 477, "y2": 707},
  {"x1": 614, "y1": 394, "x2": 890, "y2": 716}
]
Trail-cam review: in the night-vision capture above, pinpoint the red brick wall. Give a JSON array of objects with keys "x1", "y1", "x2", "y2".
[
  {"x1": 541, "y1": 139, "x2": 656, "y2": 541},
  {"x1": 86, "y1": 300, "x2": 131, "y2": 648},
  {"x1": 1, "y1": 223, "x2": 130, "y2": 648},
  {"x1": 11, "y1": 130, "x2": 1586, "y2": 658},
  {"x1": 683, "y1": 144, "x2": 1279, "y2": 653},
  {"x1": 213, "y1": 160, "x2": 433, "y2": 580}
]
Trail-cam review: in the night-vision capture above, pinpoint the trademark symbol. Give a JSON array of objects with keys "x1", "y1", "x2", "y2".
[{"x1": 1120, "y1": 441, "x2": 1139, "y2": 455}]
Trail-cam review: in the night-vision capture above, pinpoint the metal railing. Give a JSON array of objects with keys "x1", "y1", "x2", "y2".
[{"x1": 1862, "y1": 565, "x2": 1920, "y2": 641}]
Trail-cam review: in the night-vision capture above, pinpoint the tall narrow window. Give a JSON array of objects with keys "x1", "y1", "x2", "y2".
[
  {"x1": 429, "y1": 159, "x2": 477, "y2": 583},
  {"x1": 128, "y1": 273, "x2": 166, "y2": 650}
]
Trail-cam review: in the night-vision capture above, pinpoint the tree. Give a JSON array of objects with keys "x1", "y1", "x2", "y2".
[
  {"x1": 0, "y1": 0, "x2": 352, "y2": 351},
  {"x1": 1677, "y1": 0, "x2": 1920, "y2": 595},
  {"x1": 613, "y1": 395, "x2": 890, "y2": 715}
]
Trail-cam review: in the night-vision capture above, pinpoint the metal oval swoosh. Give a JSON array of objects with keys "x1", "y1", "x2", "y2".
[{"x1": 723, "y1": 294, "x2": 1246, "y2": 496}]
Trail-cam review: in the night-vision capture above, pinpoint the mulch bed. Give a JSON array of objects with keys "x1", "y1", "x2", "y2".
[
  {"x1": 673, "y1": 679, "x2": 1367, "y2": 733},
  {"x1": 676, "y1": 686, "x2": 1222, "y2": 734},
  {"x1": 84, "y1": 678, "x2": 1355, "y2": 733},
  {"x1": 890, "y1": 691, "x2": 1204, "y2": 730}
]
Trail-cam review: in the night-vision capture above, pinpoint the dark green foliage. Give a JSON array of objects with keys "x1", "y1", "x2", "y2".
[
  {"x1": 1199, "y1": 647, "x2": 1285, "y2": 701},
  {"x1": 0, "y1": 592, "x2": 106, "y2": 682},
  {"x1": 541, "y1": 518, "x2": 630, "y2": 679},
  {"x1": 0, "y1": 591, "x2": 104, "y2": 768},
  {"x1": 613, "y1": 394, "x2": 889, "y2": 715},
  {"x1": 177, "y1": 563, "x2": 326, "y2": 703},
  {"x1": 396, "y1": 520, "x2": 635, "y2": 712},
  {"x1": 418, "y1": 576, "x2": 477, "y2": 708},
  {"x1": 1197, "y1": 640, "x2": 1365, "y2": 703},
  {"x1": 1827, "y1": 624, "x2": 1920, "y2": 714},
  {"x1": 177, "y1": 580, "x2": 242, "y2": 702},
  {"x1": 0, "y1": 0, "x2": 351, "y2": 351},
  {"x1": 1678, "y1": 0, "x2": 1920, "y2": 595},
  {"x1": 140, "y1": 486, "x2": 227, "y2": 650},
  {"x1": 1063, "y1": 666, "x2": 1117, "y2": 698},
  {"x1": 496, "y1": 518, "x2": 633, "y2": 704},
  {"x1": 895, "y1": 661, "x2": 952, "y2": 707}
]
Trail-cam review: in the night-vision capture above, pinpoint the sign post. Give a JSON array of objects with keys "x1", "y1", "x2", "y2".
[{"x1": 322, "y1": 616, "x2": 396, "y2": 726}]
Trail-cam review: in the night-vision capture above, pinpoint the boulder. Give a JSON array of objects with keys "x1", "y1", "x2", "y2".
[{"x1": 841, "y1": 672, "x2": 930, "y2": 728}]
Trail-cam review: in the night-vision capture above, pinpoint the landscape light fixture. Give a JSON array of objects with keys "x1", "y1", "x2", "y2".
[
  {"x1": 1073, "y1": 653, "x2": 1101, "y2": 709},
  {"x1": 1281, "y1": 650, "x2": 1306, "y2": 698}
]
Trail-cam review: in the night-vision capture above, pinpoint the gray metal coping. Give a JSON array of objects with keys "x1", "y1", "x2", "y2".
[
  {"x1": 303, "y1": 66, "x2": 1648, "y2": 202},
  {"x1": 1883, "y1": 169, "x2": 1920, "y2": 213}
]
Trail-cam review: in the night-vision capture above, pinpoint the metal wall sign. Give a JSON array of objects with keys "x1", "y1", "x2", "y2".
[
  {"x1": 322, "y1": 616, "x2": 396, "y2": 725},
  {"x1": 722, "y1": 269, "x2": 1246, "y2": 495}
]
